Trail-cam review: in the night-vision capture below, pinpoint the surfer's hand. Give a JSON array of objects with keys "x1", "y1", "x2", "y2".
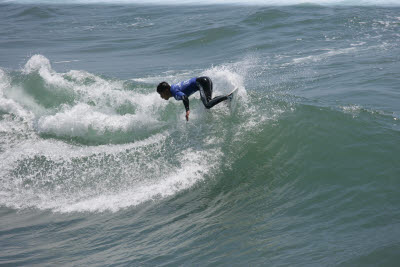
[{"x1": 185, "y1": 110, "x2": 190, "y2": 121}]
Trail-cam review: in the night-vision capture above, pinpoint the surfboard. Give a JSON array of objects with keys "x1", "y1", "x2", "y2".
[{"x1": 227, "y1": 88, "x2": 239, "y2": 111}]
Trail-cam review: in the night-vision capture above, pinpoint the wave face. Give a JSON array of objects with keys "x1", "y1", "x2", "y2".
[
  {"x1": 1, "y1": 3, "x2": 400, "y2": 267},
  {"x1": 1, "y1": 54, "x2": 263, "y2": 213}
]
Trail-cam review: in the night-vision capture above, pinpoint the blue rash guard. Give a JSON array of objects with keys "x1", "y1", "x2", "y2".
[
  {"x1": 170, "y1": 77, "x2": 199, "y2": 111},
  {"x1": 170, "y1": 77, "x2": 198, "y2": 100}
]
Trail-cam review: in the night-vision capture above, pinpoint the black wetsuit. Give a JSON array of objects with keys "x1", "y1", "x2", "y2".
[
  {"x1": 196, "y1": 77, "x2": 229, "y2": 110},
  {"x1": 170, "y1": 76, "x2": 228, "y2": 111}
]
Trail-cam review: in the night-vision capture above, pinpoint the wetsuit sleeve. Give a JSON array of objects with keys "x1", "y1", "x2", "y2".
[
  {"x1": 174, "y1": 91, "x2": 189, "y2": 111},
  {"x1": 182, "y1": 96, "x2": 190, "y2": 112},
  {"x1": 174, "y1": 91, "x2": 185, "y2": 100}
]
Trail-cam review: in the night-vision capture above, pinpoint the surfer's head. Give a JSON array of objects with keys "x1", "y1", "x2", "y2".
[{"x1": 157, "y1": 82, "x2": 171, "y2": 100}]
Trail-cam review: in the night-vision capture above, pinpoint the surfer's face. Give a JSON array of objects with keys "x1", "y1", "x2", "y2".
[{"x1": 160, "y1": 90, "x2": 170, "y2": 100}]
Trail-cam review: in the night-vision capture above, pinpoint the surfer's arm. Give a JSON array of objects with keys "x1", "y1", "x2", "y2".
[
  {"x1": 174, "y1": 92, "x2": 190, "y2": 120},
  {"x1": 182, "y1": 96, "x2": 190, "y2": 121},
  {"x1": 182, "y1": 95, "x2": 190, "y2": 112},
  {"x1": 175, "y1": 91, "x2": 190, "y2": 111}
]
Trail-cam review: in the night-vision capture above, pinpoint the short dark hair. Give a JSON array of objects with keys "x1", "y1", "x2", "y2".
[{"x1": 157, "y1": 82, "x2": 170, "y2": 94}]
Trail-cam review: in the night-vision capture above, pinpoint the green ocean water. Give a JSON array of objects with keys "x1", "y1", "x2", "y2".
[{"x1": 1, "y1": 1, "x2": 400, "y2": 266}]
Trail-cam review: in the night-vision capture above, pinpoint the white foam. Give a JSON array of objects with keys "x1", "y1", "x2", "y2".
[
  {"x1": 22, "y1": 54, "x2": 52, "y2": 74},
  {"x1": 340, "y1": 104, "x2": 362, "y2": 117},
  {"x1": 64, "y1": 69, "x2": 168, "y2": 115},
  {"x1": 340, "y1": 104, "x2": 390, "y2": 119},
  {"x1": 1, "y1": 130, "x2": 166, "y2": 166},
  {"x1": 292, "y1": 47, "x2": 358, "y2": 64},
  {"x1": 57, "y1": 149, "x2": 219, "y2": 212},
  {"x1": 202, "y1": 56, "x2": 259, "y2": 100},
  {"x1": 23, "y1": 54, "x2": 73, "y2": 90},
  {"x1": 14, "y1": 55, "x2": 171, "y2": 138},
  {"x1": 131, "y1": 70, "x2": 197, "y2": 84},
  {"x1": 0, "y1": 69, "x2": 35, "y2": 119},
  {"x1": 351, "y1": 42, "x2": 367, "y2": 46},
  {"x1": 0, "y1": 97, "x2": 33, "y2": 119},
  {"x1": 53, "y1": 60, "x2": 80, "y2": 64},
  {"x1": 202, "y1": 66, "x2": 244, "y2": 95},
  {"x1": 0, "y1": 131, "x2": 221, "y2": 213},
  {"x1": 37, "y1": 103, "x2": 161, "y2": 137}
]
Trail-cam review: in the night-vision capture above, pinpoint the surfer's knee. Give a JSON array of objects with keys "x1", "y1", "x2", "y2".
[{"x1": 204, "y1": 103, "x2": 212, "y2": 109}]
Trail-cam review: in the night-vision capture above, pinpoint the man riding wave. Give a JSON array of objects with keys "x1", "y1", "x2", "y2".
[{"x1": 157, "y1": 76, "x2": 232, "y2": 121}]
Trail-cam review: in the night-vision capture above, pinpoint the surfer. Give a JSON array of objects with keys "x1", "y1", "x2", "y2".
[{"x1": 157, "y1": 76, "x2": 232, "y2": 121}]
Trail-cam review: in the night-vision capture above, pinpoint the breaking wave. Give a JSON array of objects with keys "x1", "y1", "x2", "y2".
[{"x1": 0, "y1": 54, "x2": 278, "y2": 213}]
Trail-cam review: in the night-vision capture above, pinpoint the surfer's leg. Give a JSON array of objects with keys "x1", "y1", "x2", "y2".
[
  {"x1": 199, "y1": 84, "x2": 209, "y2": 107},
  {"x1": 199, "y1": 85, "x2": 226, "y2": 109},
  {"x1": 196, "y1": 76, "x2": 212, "y2": 101},
  {"x1": 197, "y1": 76, "x2": 228, "y2": 109},
  {"x1": 204, "y1": 95, "x2": 228, "y2": 109}
]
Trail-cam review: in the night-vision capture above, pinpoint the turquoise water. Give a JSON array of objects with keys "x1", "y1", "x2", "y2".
[{"x1": 1, "y1": 1, "x2": 400, "y2": 266}]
